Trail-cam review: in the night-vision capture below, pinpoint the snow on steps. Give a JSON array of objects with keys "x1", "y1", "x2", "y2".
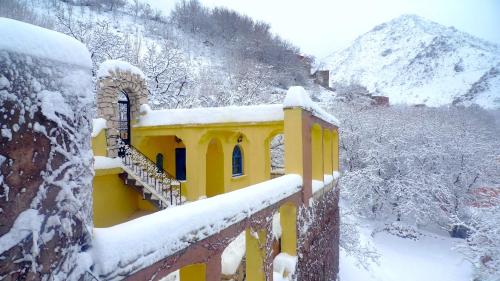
[{"x1": 92, "y1": 174, "x2": 302, "y2": 280}]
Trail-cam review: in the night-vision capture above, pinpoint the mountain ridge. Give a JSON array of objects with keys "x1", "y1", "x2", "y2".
[{"x1": 324, "y1": 14, "x2": 500, "y2": 109}]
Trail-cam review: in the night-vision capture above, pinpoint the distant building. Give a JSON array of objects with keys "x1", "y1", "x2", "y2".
[
  {"x1": 371, "y1": 95, "x2": 390, "y2": 106},
  {"x1": 312, "y1": 70, "x2": 330, "y2": 88}
]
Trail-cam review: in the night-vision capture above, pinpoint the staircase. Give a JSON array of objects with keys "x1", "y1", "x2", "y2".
[{"x1": 118, "y1": 143, "x2": 184, "y2": 209}]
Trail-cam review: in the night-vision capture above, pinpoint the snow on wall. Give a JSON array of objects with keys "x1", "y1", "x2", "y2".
[
  {"x1": 284, "y1": 86, "x2": 340, "y2": 126},
  {"x1": 92, "y1": 118, "x2": 107, "y2": 137},
  {"x1": 97, "y1": 59, "x2": 146, "y2": 79},
  {"x1": 94, "y1": 156, "x2": 122, "y2": 170},
  {"x1": 92, "y1": 174, "x2": 302, "y2": 280},
  {"x1": 0, "y1": 18, "x2": 92, "y2": 68},
  {"x1": 137, "y1": 103, "x2": 284, "y2": 127},
  {"x1": 0, "y1": 18, "x2": 94, "y2": 280},
  {"x1": 221, "y1": 232, "x2": 246, "y2": 275}
]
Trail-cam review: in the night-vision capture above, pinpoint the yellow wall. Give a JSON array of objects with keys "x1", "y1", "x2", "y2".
[
  {"x1": 284, "y1": 109, "x2": 304, "y2": 176},
  {"x1": 93, "y1": 171, "x2": 157, "y2": 227},
  {"x1": 323, "y1": 129, "x2": 333, "y2": 175},
  {"x1": 311, "y1": 124, "x2": 324, "y2": 180},
  {"x1": 280, "y1": 203, "x2": 297, "y2": 256},
  {"x1": 93, "y1": 172, "x2": 137, "y2": 227},
  {"x1": 246, "y1": 228, "x2": 267, "y2": 281},
  {"x1": 206, "y1": 138, "x2": 224, "y2": 197},
  {"x1": 132, "y1": 122, "x2": 283, "y2": 201},
  {"x1": 180, "y1": 263, "x2": 206, "y2": 281},
  {"x1": 92, "y1": 130, "x2": 107, "y2": 156},
  {"x1": 332, "y1": 129, "x2": 340, "y2": 172}
]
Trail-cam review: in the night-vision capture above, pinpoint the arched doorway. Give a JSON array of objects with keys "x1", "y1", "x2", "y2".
[
  {"x1": 118, "y1": 90, "x2": 131, "y2": 145},
  {"x1": 206, "y1": 138, "x2": 224, "y2": 197},
  {"x1": 156, "y1": 153, "x2": 164, "y2": 172}
]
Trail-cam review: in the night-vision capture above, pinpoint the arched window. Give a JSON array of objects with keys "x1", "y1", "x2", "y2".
[{"x1": 232, "y1": 145, "x2": 243, "y2": 176}]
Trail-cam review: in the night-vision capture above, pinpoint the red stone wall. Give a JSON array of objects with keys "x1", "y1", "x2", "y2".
[
  {"x1": 0, "y1": 52, "x2": 93, "y2": 280},
  {"x1": 296, "y1": 187, "x2": 340, "y2": 281}
]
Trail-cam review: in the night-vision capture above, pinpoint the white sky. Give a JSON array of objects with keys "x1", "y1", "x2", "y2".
[{"x1": 148, "y1": 0, "x2": 500, "y2": 59}]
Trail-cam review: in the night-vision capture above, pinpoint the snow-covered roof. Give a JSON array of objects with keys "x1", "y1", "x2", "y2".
[
  {"x1": 92, "y1": 118, "x2": 107, "y2": 137},
  {"x1": 92, "y1": 174, "x2": 302, "y2": 279},
  {"x1": 97, "y1": 59, "x2": 145, "y2": 79},
  {"x1": 284, "y1": 86, "x2": 339, "y2": 126},
  {"x1": 0, "y1": 18, "x2": 91, "y2": 68},
  {"x1": 137, "y1": 104, "x2": 284, "y2": 127},
  {"x1": 137, "y1": 87, "x2": 338, "y2": 128}
]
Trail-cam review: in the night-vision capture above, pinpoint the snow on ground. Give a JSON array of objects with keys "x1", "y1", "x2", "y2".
[{"x1": 340, "y1": 224, "x2": 474, "y2": 281}]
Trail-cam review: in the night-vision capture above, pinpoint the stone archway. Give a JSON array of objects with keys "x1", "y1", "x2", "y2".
[{"x1": 96, "y1": 62, "x2": 148, "y2": 157}]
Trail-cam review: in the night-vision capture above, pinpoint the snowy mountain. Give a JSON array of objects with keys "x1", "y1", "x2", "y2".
[{"x1": 324, "y1": 14, "x2": 500, "y2": 109}]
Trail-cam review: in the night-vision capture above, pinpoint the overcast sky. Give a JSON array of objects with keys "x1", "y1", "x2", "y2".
[{"x1": 150, "y1": 0, "x2": 500, "y2": 59}]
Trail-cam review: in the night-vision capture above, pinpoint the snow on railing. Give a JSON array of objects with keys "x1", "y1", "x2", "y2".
[
  {"x1": 92, "y1": 174, "x2": 302, "y2": 280},
  {"x1": 119, "y1": 143, "x2": 182, "y2": 208}
]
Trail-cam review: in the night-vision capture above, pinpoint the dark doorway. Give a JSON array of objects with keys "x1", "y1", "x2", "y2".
[
  {"x1": 175, "y1": 148, "x2": 186, "y2": 181},
  {"x1": 156, "y1": 153, "x2": 164, "y2": 173},
  {"x1": 118, "y1": 90, "x2": 131, "y2": 145}
]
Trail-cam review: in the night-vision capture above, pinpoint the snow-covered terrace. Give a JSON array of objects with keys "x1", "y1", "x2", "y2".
[
  {"x1": 137, "y1": 104, "x2": 284, "y2": 127},
  {"x1": 92, "y1": 174, "x2": 303, "y2": 279},
  {"x1": 136, "y1": 86, "x2": 339, "y2": 128}
]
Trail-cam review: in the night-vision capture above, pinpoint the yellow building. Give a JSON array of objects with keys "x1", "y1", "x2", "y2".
[{"x1": 92, "y1": 64, "x2": 339, "y2": 228}]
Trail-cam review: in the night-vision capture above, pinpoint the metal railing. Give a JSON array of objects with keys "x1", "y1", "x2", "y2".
[{"x1": 118, "y1": 141, "x2": 183, "y2": 208}]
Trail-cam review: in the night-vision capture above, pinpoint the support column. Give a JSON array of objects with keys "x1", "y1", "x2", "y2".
[
  {"x1": 246, "y1": 227, "x2": 267, "y2": 281},
  {"x1": 332, "y1": 129, "x2": 340, "y2": 172},
  {"x1": 206, "y1": 254, "x2": 222, "y2": 281},
  {"x1": 184, "y1": 138, "x2": 206, "y2": 201},
  {"x1": 323, "y1": 129, "x2": 333, "y2": 175},
  {"x1": 280, "y1": 203, "x2": 297, "y2": 256},
  {"x1": 284, "y1": 108, "x2": 312, "y2": 204},
  {"x1": 311, "y1": 124, "x2": 324, "y2": 181}
]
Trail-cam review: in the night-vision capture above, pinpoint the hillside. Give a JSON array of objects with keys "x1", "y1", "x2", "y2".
[
  {"x1": 0, "y1": 0, "x2": 311, "y2": 110},
  {"x1": 324, "y1": 14, "x2": 500, "y2": 109}
]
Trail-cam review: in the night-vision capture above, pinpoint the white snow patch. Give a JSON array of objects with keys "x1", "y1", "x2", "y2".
[
  {"x1": 97, "y1": 59, "x2": 145, "y2": 79},
  {"x1": 38, "y1": 90, "x2": 74, "y2": 124},
  {"x1": 92, "y1": 118, "x2": 107, "y2": 137},
  {"x1": 273, "y1": 253, "x2": 297, "y2": 280},
  {"x1": 138, "y1": 104, "x2": 284, "y2": 127},
  {"x1": 0, "y1": 154, "x2": 6, "y2": 166},
  {"x1": 0, "y1": 18, "x2": 91, "y2": 68},
  {"x1": 92, "y1": 174, "x2": 302, "y2": 279},
  {"x1": 0, "y1": 75, "x2": 10, "y2": 89},
  {"x1": 94, "y1": 156, "x2": 122, "y2": 170},
  {"x1": 221, "y1": 232, "x2": 245, "y2": 275},
  {"x1": 272, "y1": 212, "x2": 282, "y2": 240},
  {"x1": 1, "y1": 127, "x2": 12, "y2": 141},
  {"x1": 284, "y1": 86, "x2": 339, "y2": 126},
  {"x1": 0, "y1": 209, "x2": 43, "y2": 254}
]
